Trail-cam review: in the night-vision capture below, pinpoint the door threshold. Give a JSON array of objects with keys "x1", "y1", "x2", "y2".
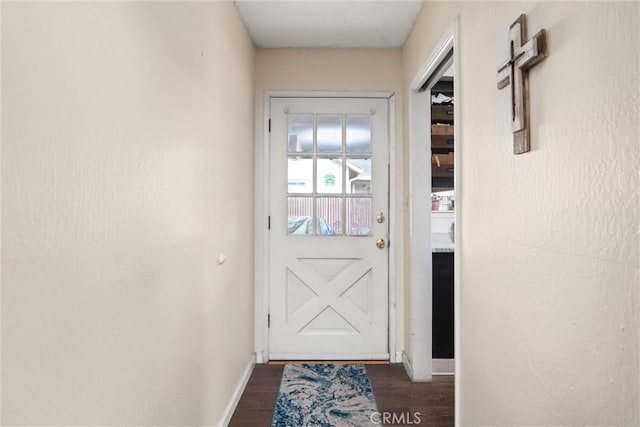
[{"x1": 268, "y1": 360, "x2": 390, "y2": 365}]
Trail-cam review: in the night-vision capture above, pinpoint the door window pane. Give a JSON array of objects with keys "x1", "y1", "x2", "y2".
[
  {"x1": 346, "y1": 115, "x2": 372, "y2": 153},
  {"x1": 317, "y1": 157, "x2": 342, "y2": 194},
  {"x1": 317, "y1": 115, "x2": 342, "y2": 153},
  {"x1": 346, "y1": 198, "x2": 372, "y2": 236},
  {"x1": 288, "y1": 157, "x2": 313, "y2": 194},
  {"x1": 345, "y1": 158, "x2": 371, "y2": 194},
  {"x1": 288, "y1": 115, "x2": 313, "y2": 153},
  {"x1": 285, "y1": 110, "x2": 378, "y2": 238},
  {"x1": 317, "y1": 197, "x2": 342, "y2": 235},
  {"x1": 287, "y1": 197, "x2": 313, "y2": 235}
]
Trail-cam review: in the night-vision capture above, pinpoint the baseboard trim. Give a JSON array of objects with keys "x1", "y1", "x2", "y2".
[
  {"x1": 394, "y1": 351, "x2": 403, "y2": 364},
  {"x1": 220, "y1": 354, "x2": 255, "y2": 427},
  {"x1": 432, "y1": 358, "x2": 455, "y2": 375},
  {"x1": 401, "y1": 351, "x2": 413, "y2": 378}
]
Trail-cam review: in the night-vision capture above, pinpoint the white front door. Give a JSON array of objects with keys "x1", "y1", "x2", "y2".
[{"x1": 268, "y1": 97, "x2": 390, "y2": 360}]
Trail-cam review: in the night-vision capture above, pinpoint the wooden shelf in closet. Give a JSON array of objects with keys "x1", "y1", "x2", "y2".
[
  {"x1": 432, "y1": 152, "x2": 454, "y2": 178},
  {"x1": 431, "y1": 78, "x2": 454, "y2": 189},
  {"x1": 431, "y1": 104, "x2": 454, "y2": 122},
  {"x1": 432, "y1": 134, "x2": 455, "y2": 148}
]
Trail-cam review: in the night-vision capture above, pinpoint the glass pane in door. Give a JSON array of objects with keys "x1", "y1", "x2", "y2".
[
  {"x1": 288, "y1": 115, "x2": 313, "y2": 153},
  {"x1": 317, "y1": 157, "x2": 342, "y2": 194},
  {"x1": 346, "y1": 197, "x2": 372, "y2": 236},
  {"x1": 288, "y1": 197, "x2": 313, "y2": 235},
  {"x1": 317, "y1": 115, "x2": 342, "y2": 153},
  {"x1": 288, "y1": 156, "x2": 313, "y2": 194},
  {"x1": 345, "y1": 158, "x2": 371, "y2": 194},
  {"x1": 346, "y1": 115, "x2": 372, "y2": 153},
  {"x1": 317, "y1": 197, "x2": 342, "y2": 235}
]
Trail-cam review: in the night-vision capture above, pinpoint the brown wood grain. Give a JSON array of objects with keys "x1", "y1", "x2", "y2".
[{"x1": 228, "y1": 364, "x2": 454, "y2": 427}]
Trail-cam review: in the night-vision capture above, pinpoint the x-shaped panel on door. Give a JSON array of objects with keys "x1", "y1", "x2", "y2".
[{"x1": 284, "y1": 257, "x2": 373, "y2": 337}]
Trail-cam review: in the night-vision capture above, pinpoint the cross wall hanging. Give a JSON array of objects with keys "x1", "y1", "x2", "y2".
[{"x1": 497, "y1": 14, "x2": 547, "y2": 154}]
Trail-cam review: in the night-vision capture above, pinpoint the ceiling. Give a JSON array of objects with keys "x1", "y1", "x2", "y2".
[{"x1": 234, "y1": 1, "x2": 425, "y2": 49}]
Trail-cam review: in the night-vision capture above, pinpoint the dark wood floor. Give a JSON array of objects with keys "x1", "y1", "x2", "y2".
[{"x1": 229, "y1": 364, "x2": 454, "y2": 426}]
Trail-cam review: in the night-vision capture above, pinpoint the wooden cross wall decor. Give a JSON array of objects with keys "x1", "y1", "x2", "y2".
[{"x1": 497, "y1": 14, "x2": 547, "y2": 154}]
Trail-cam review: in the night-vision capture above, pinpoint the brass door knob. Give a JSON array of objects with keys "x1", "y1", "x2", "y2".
[
  {"x1": 376, "y1": 213, "x2": 385, "y2": 223},
  {"x1": 376, "y1": 238, "x2": 386, "y2": 249}
]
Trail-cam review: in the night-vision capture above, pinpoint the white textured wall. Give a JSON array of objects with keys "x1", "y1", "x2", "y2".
[
  {"x1": 1, "y1": 2, "x2": 255, "y2": 425},
  {"x1": 254, "y1": 49, "x2": 405, "y2": 358},
  {"x1": 404, "y1": 1, "x2": 639, "y2": 425}
]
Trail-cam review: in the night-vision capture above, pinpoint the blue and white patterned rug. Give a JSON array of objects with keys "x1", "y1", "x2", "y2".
[{"x1": 271, "y1": 364, "x2": 378, "y2": 427}]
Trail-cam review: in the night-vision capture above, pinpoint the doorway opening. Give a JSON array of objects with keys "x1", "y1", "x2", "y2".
[
  {"x1": 406, "y1": 19, "x2": 459, "y2": 386},
  {"x1": 261, "y1": 92, "x2": 397, "y2": 363},
  {"x1": 429, "y1": 73, "x2": 455, "y2": 375}
]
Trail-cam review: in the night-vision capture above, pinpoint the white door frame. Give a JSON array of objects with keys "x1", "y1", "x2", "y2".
[
  {"x1": 261, "y1": 91, "x2": 397, "y2": 363},
  {"x1": 406, "y1": 18, "x2": 460, "y2": 382}
]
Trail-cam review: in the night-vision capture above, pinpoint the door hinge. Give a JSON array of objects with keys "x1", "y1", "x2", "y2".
[
  {"x1": 267, "y1": 314, "x2": 270, "y2": 328},
  {"x1": 268, "y1": 119, "x2": 271, "y2": 133},
  {"x1": 268, "y1": 216, "x2": 271, "y2": 230}
]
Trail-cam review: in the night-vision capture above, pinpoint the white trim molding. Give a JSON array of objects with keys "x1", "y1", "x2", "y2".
[
  {"x1": 401, "y1": 351, "x2": 413, "y2": 379},
  {"x1": 388, "y1": 94, "x2": 398, "y2": 366},
  {"x1": 410, "y1": 23, "x2": 455, "y2": 91},
  {"x1": 452, "y1": 17, "x2": 462, "y2": 425},
  {"x1": 432, "y1": 358, "x2": 455, "y2": 375},
  {"x1": 406, "y1": 18, "x2": 459, "y2": 382},
  {"x1": 219, "y1": 355, "x2": 256, "y2": 426},
  {"x1": 264, "y1": 90, "x2": 394, "y2": 100},
  {"x1": 261, "y1": 93, "x2": 271, "y2": 363},
  {"x1": 407, "y1": 86, "x2": 432, "y2": 381}
]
